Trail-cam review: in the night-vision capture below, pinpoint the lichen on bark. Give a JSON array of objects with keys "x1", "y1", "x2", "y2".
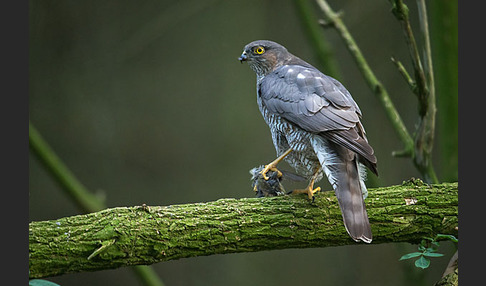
[{"x1": 29, "y1": 181, "x2": 458, "y2": 279}]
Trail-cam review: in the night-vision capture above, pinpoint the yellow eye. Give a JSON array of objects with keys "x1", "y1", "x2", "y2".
[{"x1": 254, "y1": 46, "x2": 265, "y2": 55}]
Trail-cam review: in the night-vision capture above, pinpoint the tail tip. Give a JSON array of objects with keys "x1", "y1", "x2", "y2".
[
  {"x1": 355, "y1": 235, "x2": 373, "y2": 244},
  {"x1": 352, "y1": 234, "x2": 372, "y2": 244}
]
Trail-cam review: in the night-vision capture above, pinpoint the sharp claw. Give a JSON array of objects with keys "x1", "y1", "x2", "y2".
[
  {"x1": 259, "y1": 165, "x2": 270, "y2": 180},
  {"x1": 290, "y1": 186, "x2": 321, "y2": 201},
  {"x1": 262, "y1": 172, "x2": 270, "y2": 181},
  {"x1": 311, "y1": 187, "x2": 321, "y2": 201},
  {"x1": 259, "y1": 148, "x2": 292, "y2": 181},
  {"x1": 260, "y1": 165, "x2": 282, "y2": 181}
]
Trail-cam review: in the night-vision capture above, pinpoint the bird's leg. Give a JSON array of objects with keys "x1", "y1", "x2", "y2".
[
  {"x1": 260, "y1": 148, "x2": 293, "y2": 180},
  {"x1": 290, "y1": 169, "x2": 321, "y2": 202}
]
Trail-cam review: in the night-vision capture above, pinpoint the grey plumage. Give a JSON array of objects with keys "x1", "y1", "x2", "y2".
[{"x1": 239, "y1": 40, "x2": 378, "y2": 243}]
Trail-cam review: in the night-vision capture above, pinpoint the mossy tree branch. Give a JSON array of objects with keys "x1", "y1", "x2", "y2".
[{"x1": 29, "y1": 181, "x2": 458, "y2": 279}]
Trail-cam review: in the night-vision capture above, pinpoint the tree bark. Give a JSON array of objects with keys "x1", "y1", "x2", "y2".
[{"x1": 29, "y1": 180, "x2": 458, "y2": 279}]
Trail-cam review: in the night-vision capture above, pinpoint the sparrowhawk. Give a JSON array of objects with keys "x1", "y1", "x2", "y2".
[{"x1": 239, "y1": 40, "x2": 378, "y2": 243}]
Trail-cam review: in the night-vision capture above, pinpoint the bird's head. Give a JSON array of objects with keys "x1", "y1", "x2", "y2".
[{"x1": 238, "y1": 40, "x2": 290, "y2": 77}]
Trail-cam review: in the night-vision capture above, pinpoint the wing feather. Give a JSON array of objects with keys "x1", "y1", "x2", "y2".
[
  {"x1": 259, "y1": 65, "x2": 377, "y2": 172},
  {"x1": 260, "y1": 65, "x2": 360, "y2": 132}
]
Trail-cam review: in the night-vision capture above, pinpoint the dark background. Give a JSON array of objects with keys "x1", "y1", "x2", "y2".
[{"x1": 29, "y1": 0, "x2": 458, "y2": 285}]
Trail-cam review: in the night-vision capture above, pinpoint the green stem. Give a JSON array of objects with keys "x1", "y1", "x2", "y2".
[
  {"x1": 293, "y1": 0, "x2": 340, "y2": 78},
  {"x1": 316, "y1": 0, "x2": 439, "y2": 183},
  {"x1": 315, "y1": 0, "x2": 414, "y2": 156},
  {"x1": 417, "y1": 0, "x2": 434, "y2": 94},
  {"x1": 390, "y1": 0, "x2": 428, "y2": 107},
  {"x1": 429, "y1": 0, "x2": 458, "y2": 182},
  {"x1": 391, "y1": 56, "x2": 416, "y2": 92},
  {"x1": 131, "y1": 266, "x2": 166, "y2": 286},
  {"x1": 416, "y1": 0, "x2": 438, "y2": 184},
  {"x1": 29, "y1": 121, "x2": 165, "y2": 286},
  {"x1": 29, "y1": 122, "x2": 105, "y2": 213},
  {"x1": 390, "y1": 0, "x2": 438, "y2": 183}
]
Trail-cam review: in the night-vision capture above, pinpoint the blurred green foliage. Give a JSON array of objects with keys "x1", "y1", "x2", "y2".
[{"x1": 29, "y1": 0, "x2": 457, "y2": 285}]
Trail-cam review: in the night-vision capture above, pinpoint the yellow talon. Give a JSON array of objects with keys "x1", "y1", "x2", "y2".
[
  {"x1": 291, "y1": 185, "x2": 321, "y2": 201},
  {"x1": 289, "y1": 169, "x2": 321, "y2": 201},
  {"x1": 260, "y1": 148, "x2": 293, "y2": 181},
  {"x1": 260, "y1": 164, "x2": 282, "y2": 180}
]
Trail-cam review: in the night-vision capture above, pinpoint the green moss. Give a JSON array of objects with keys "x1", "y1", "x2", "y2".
[{"x1": 29, "y1": 182, "x2": 458, "y2": 279}]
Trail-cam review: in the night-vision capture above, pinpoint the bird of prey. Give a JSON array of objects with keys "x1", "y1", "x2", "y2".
[{"x1": 238, "y1": 40, "x2": 378, "y2": 243}]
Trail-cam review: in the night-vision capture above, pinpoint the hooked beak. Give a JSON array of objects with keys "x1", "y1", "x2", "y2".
[{"x1": 238, "y1": 52, "x2": 248, "y2": 63}]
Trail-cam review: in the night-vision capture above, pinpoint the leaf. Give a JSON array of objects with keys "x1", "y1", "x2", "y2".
[
  {"x1": 435, "y1": 234, "x2": 458, "y2": 243},
  {"x1": 399, "y1": 252, "x2": 423, "y2": 260},
  {"x1": 423, "y1": 252, "x2": 444, "y2": 258},
  {"x1": 414, "y1": 256, "x2": 430, "y2": 269},
  {"x1": 29, "y1": 279, "x2": 61, "y2": 286}
]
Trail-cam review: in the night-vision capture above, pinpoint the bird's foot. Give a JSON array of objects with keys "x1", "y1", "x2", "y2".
[
  {"x1": 260, "y1": 164, "x2": 283, "y2": 181},
  {"x1": 289, "y1": 185, "x2": 321, "y2": 202},
  {"x1": 259, "y1": 148, "x2": 293, "y2": 180}
]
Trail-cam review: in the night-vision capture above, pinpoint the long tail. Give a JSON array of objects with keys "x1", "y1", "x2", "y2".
[{"x1": 311, "y1": 136, "x2": 372, "y2": 243}]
